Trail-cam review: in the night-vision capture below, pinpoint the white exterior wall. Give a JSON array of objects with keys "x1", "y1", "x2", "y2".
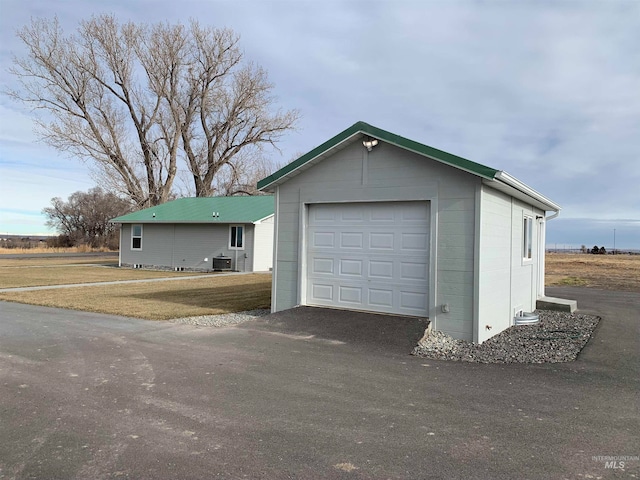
[
  {"x1": 252, "y1": 216, "x2": 275, "y2": 271},
  {"x1": 272, "y1": 140, "x2": 479, "y2": 341},
  {"x1": 476, "y1": 185, "x2": 545, "y2": 343},
  {"x1": 476, "y1": 186, "x2": 514, "y2": 343},
  {"x1": 119, "y1": 223, "x2": 260, "y2": 272},
  {"x1": 510, "y1": 198, "x2": 544, "y2": 318}
]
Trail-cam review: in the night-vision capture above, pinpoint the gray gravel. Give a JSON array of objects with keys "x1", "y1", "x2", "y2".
[
  {"x1": 172, "y1": 309, "x2": 600, "y2": 363},
  {"x1": 412, "y1": 311, "x2": 600, "y2": 363},
  {"x1": 171, "y1": 308, "x2": 270, "y2": 327}
]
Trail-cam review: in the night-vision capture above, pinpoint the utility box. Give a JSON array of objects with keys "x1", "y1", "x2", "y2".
[{"x1": 213, "y1": 256, "x2": 232, "y2": 271}]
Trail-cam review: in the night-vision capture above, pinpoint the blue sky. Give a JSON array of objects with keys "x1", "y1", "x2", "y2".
[{"x1": 1, "y1": 0, "x2": 639, "y2": 249}]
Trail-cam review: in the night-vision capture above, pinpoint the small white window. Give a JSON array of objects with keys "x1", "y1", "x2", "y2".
[
  {"x1": 131, "y1": 224, "x2": 142, "y2": 250},
  {"x1": 229, "y1": 225, "x2": 244, "y2": 250},
  {"x1": 523, "y1": 216, "x2": 533, "y2": 261}
]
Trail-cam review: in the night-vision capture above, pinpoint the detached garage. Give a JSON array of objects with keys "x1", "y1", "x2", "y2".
[{"x1": 257, "y1": 121, "x2": 562, "y2": 343}]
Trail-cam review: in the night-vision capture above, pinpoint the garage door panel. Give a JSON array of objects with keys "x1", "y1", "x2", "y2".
[
  {"x1": 307, "y1": 201, "x2": 430, "y2": 317},
  {"x1": 339, "y1": 285, "x2": 363, "y2": 304},
  {"x1": 370, "y1": 204, "x2": 396, "y2": 222},
  {"x1": 400, "y1": 291, "x2": 428, "y2": 311},
  {"x1": 340, "y1": 232, "x2": 364, "y2": 248},
  {"x1": 401, "y1": 233, "x2": 428, "y2": 251},
  {"x1": 312, "y1": 283, "x2": 334, "y2": 301},
  {"x1": 402, "y1": 206, "x2": 430, "y2": 222},
  {"x1": 369, "y1": 260, "x2": 394, "y2": 279},
  {"x1": 340, "y1": 207, "x2": 364, "y2": 222},
  {"x1": 312, "y1": 257, "x2": 334, "y2": 274},
  {"x1": 370, "y1": 232, "x2": 395, "y2": 250},
  {"x1": 312, "y1": 231, "x2": 335, "y2": 248},
  {"x1": 368, "y1": 288, "x2": 394, "y2": 308},
  {"x1": 400, "y1": 262, "x2": 428, "y2": 280},
  {"x1": 339, "y1": 259, "x2": 363, "y2": 276}
]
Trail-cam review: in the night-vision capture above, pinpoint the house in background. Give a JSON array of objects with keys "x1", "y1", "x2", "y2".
[
  {"x1": 258, "y1": 121, "x2": 565, "y2": 343},
  {"x1": 111, "y1": 196, "x2": 274, "y2": 273}
]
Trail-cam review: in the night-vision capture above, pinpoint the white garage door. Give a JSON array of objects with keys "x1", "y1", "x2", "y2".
[{"x1": 306, "y1": 201, "x2": 430, "y2": 317}]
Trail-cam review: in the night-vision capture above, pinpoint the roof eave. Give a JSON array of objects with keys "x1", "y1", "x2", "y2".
[
  {"x1": 258, "y1": 123, "x2": 365, "y2": 192},
  {"x1": 484, "y1": 171, "x2": 561, "y2": 214}
]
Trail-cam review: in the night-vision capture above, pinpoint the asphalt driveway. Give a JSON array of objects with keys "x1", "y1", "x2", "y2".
[{"x1": 0, "y1": 287, "x2": 638, "y2": 479}]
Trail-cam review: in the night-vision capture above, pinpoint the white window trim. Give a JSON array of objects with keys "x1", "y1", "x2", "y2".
[
  {"x1": 229, "y1": 224, "x2": 245, "y2": 250},
  {"x1": 523, "y1": 215, "x2": 533, "y2": 264},
  {"x1": 131, "y1": 224, "x2": 143, "y2": 251}
]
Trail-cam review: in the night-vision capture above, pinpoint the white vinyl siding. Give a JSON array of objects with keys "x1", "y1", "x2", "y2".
[
  {"x1": 253, "y1": 216, "x2": 274, "y2": 271},
  {"x1": 476, "y1": 186, "x2": 513, "y2": 343}
]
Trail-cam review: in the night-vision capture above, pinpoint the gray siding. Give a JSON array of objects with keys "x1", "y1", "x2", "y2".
[
  {"x1": 273, "y1": 140, "x2": 479, "y2": 341},
  {"x1": 119, "y1": 223, "x2": 260, "y2": 272}
]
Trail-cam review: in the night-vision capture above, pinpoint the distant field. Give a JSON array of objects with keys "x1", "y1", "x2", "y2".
[
  {"x1": 545, "y1": 253, "x2": 640, "y2": 292},
  {"x1": 0, "y1": 256, "x2": 118, "y2": 268},
  {"x1": 0, "y1": 246, "x2": 114, "y2": 255}
]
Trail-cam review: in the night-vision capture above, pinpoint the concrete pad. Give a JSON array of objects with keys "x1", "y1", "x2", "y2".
[{"x1": 537, "y1": 296, "x2": 577, "y2": 312}]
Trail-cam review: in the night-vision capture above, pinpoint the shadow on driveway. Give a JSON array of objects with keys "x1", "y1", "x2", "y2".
[{"x1": 241, "y1": 306, "x2": 429, "y2": 356}]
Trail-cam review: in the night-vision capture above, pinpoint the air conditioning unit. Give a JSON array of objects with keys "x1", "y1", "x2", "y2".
[{"x1": 213, "y1": 256, "x2": 231, "y2": 271}]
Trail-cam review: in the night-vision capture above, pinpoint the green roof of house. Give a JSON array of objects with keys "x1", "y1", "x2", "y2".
[
  {"x1": 257, "y1": 121, "x2": 499, "y2": 191},
  {"x1": 257, "y1": 121, "x2": 560, "y2": 212},
  {"x1": 110, "y1": 195, "x2": 274, "y2": 224}
]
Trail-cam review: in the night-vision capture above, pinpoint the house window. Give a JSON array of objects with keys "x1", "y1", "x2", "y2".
[
  {"x1": 229, "y1": 225, "x2": 244, "y2": 250},
  {"x1": 523, "y1": 216, "x2": 533, "y2": 261},
  {"x1": 132, "y1": 224, "x2": 143, "y2": 250}
]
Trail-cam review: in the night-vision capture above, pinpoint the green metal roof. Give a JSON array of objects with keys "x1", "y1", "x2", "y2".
[
  {"x1": 110, "y1": 195, "x2": 274, "y2": 224},
  {"x1": 257, "y1": 121, "x2": 500, "y2": 191}
]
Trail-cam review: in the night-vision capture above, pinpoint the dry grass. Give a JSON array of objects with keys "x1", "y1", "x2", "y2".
[
  {"x1": 0, "y1": 256, "x2": 118, "y2": 267},
  {"x1": 0, "y1": 273, "x2": 272, "y2": 320},
  {"x1": 1, "y1": 253, "x2": 636, "y2": 321},
  {"x1": 0, "y1": 246, "x2": 114, "y2": 255},
  {"x1": 0, "y1": 262, "x2": 210, "y2": 289},
  {"x1": 545, "y1": 253, "x2": 640, "y2": 292}
]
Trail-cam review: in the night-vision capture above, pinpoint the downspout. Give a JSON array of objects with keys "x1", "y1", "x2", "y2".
[
  {"x1": 546, "y1": 210, "x2": 560, "y2": 221},
  {"x1": 118, "y1": 225, "x2": 122, "y2": 267},
  {"x1": 540, "y1": 209, "x2": 559, "y2": 298}
]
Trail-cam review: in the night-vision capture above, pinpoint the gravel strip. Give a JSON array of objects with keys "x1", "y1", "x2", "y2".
[
  {"x1": 171, "y1": 309, "x2": 271, "y2": 327},
  {"x1": 412, "y1": 311, "x2": 600, "y2": 363}
]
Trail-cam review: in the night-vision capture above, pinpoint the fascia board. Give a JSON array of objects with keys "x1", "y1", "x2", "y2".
[{"x1": 484, "y1": 172, "x2": 561, "y2": 213}]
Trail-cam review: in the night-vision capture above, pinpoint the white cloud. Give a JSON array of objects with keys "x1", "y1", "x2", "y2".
[{"x1": 0, "y1": 0, "x2": 638, "y2": 246}]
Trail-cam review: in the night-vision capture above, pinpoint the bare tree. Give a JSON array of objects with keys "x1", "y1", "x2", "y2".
[
  {"x1": 43, "y1": 187, "x2": 133, "y2": 247},
  {"x1": 9, "y1": 15, "x2": 298, "y2": 205}
]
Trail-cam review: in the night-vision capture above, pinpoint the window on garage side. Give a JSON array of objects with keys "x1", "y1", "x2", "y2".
[
  {"x1": 523, "y1": 216, "x2": 533, "y2": 261},
  {"x1": 131, "y1": 224, "x2": 143, "y2": 250},
  {"x1": 229, "y1": 225, "x2": 244, "y2": 250}
]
